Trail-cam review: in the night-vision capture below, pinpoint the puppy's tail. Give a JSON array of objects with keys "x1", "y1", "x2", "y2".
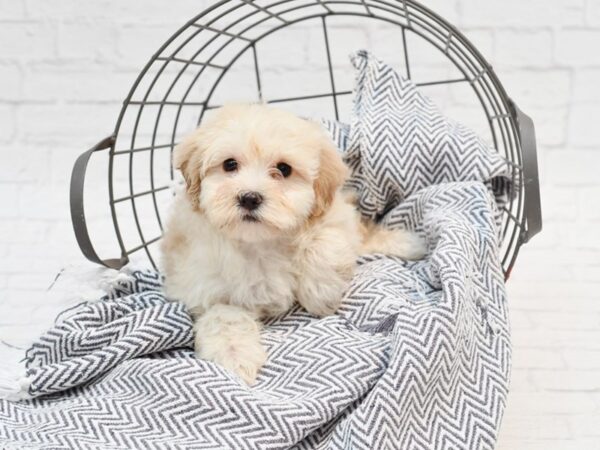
[{"x1": 360, "y1": 223, "x2": 427, "y2": 260}]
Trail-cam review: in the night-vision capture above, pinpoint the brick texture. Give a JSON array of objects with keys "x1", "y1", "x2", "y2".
[{"x1": 0, "y1": 0, "x2": 598, "y2": 447}]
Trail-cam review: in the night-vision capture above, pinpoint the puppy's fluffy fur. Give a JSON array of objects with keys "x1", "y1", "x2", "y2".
[{"x1": 161, "y1": 104, "x2": 425, "y2": 384}]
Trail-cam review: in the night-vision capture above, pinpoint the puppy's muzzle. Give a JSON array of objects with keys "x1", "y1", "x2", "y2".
[{"x1": 238, "y1": 191, "x2": 263, "y2": 211}]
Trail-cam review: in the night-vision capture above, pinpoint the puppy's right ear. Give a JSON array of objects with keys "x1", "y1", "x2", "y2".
[
  {"x1": 173, "y1": 131, "x2": 203, "y2": 210},
  {"x1": 311, "y1": 134, "x2": 349, "y2": 219}
]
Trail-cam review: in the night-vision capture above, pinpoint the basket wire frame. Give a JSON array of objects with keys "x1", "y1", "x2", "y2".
[{"x1": 96, "y1": 0, "x2": 532, "y2": 278}]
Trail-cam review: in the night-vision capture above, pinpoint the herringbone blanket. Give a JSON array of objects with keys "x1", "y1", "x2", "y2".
[
  {"x1": 0, "y1": 51, "x2": 511, "y2": 449},
  {"x1": 0, "y1": 181, "x2": 510, "y2": 449}
]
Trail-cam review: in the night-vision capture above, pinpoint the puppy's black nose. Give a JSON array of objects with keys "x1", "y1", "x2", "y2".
[{"x1": 238, "y1": 192, "x2": 263, "y2": 211}]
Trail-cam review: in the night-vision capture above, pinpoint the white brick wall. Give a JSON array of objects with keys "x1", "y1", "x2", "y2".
[{"x1": 0, "y1": 1, "x2": 598, "y2": 447}]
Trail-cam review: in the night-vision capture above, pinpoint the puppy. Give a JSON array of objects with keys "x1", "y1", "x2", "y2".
[{"x1": 161, "y1": 103, "x2": 425, "y2": 384}]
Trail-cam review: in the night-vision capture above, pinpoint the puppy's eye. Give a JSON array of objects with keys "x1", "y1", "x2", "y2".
[
  {"x1": 223, "y1": 158, "x2": 238, "y2": 172},
  {"x1": 276, "y1": 162, "x2": 292, "y2": 178}
]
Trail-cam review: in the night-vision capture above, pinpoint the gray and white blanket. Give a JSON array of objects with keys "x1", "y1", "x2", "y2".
[{"x1": 0, "y1": 51, "x2": 511, "y2": 449}]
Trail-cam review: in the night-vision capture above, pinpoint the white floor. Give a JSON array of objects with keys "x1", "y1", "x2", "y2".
[{"x1": 497, "y1": 261, "x2": 600, "y2": 450}]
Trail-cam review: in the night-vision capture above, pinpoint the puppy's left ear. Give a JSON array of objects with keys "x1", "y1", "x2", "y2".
[
  {"x1": 174, "y1": 130, "x2": 204, "y2": 210},
  {"x1": 312, "y1": 135, "x2": 349, "y2": 219}
]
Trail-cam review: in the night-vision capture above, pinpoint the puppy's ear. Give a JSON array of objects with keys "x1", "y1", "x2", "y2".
[
  {"x1": 173, "y1": 131, "x2": 204, "y2": 210},
  {"x1": 311, "y1": 136, "x2": 349, "y2": 219}
]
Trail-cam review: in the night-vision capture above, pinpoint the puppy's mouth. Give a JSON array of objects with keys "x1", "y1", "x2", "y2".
[{"x1": 241, "y1": 214, "x2": 260, "y2": 223}]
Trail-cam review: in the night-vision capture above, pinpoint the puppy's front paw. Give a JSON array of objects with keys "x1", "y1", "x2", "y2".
[
  {"x1": 296, "y1": 275, "x2": 345, "y2": 317},
  {"x1": 194, "y1": 304, "x2": 267, "y2": 385},
  {"x1": 197, "y1": 338, "x2": 267, "y2": 385}
]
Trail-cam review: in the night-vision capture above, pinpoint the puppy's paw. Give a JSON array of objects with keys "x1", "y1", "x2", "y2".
[
  {"x1": 194, "y1": 304, "x2": 266, "y2": 385},
  {"x1": 197, "y1": 338, "x2": 267, "y2": 386},
  {"x1": 296, "y1": 275, "x2": 345, "y2": 317},
  {"x1": 299, "y1": 294, "x2": 342, "y2": 317}
]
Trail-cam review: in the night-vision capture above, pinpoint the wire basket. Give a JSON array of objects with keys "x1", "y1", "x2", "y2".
[{"x1": 70, "y1": 0, "x2": 542, "y2": 280}]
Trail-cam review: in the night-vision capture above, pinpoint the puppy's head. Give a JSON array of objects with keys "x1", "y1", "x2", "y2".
[{"x1": 174, "y1": 103, "x2": 348, "y2": 242}]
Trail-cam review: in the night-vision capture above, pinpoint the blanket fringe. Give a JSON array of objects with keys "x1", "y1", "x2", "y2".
[{"x1": 0, "y1": 360, "x2": 32, "y2": 401}]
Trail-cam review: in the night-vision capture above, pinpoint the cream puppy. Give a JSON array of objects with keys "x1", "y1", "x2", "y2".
[{"x1": 161, "y1": 104, "x2": 425, "y2": 384}]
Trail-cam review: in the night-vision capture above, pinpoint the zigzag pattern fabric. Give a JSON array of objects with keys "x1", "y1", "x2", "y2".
[
  {"x1": 0, "y1": 181, "x2": 510, "y2": 449},
  {"x1": 0, "y1": 51, "x2": 511, "y2": 449},
  {"x1": 322, "y1": 50, "x2": 511, "y2": 223}
]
